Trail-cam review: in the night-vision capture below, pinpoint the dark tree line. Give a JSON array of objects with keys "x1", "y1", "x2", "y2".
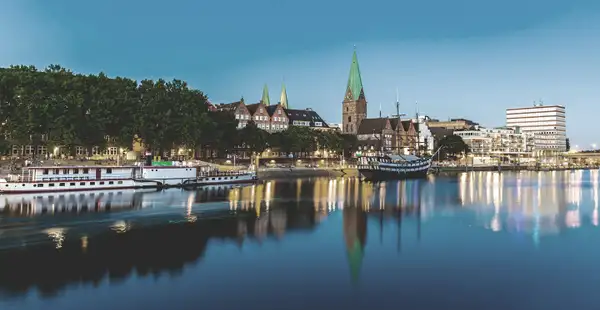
[{"x1": 0, "y1": 65, "x2": 357, "y2": 159}]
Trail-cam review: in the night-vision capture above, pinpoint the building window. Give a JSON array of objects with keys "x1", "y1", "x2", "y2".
[
  {"x1": 278, "y1": 109, "x2": 282, "y2": 115},
  {"x1": 348, "y1": 116, "x2": 352, "y2": 122}
]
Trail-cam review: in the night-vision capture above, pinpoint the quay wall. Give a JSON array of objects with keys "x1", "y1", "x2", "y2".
[{"x1": 258, "y1": 168, "x2": 359, "y2": 179}]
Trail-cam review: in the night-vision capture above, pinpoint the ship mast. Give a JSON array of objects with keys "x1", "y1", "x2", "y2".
[
  {"x1": 415, "y1": 101, "x2": 421, "y2": 156},
  {"x1": 395, "y1": 89, "x2": 401, "y2": 155}
]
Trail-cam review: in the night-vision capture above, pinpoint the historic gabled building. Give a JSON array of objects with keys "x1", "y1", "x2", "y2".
[
  {"x1": 356, "y1": 118, "x2": 394, "y2": 155},
  {"x1": 342, "y1": 51, "x2": 367, "y2": 135},
  {"x1": 265, "y1": 103, "x2": 289, "y2": 132},
  {"x1": 245, "y1": 85, "x2": 271, "y2": 131},
  {"x1": 285, "y1": 108, "x2": 332, "y2": 131},
  {"x1": 215, "y1": 99, "x2": 252, "y2": 129}
]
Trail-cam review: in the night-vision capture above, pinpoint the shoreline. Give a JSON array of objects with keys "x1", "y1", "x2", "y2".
[{"x1": 258, "y1": 165, "x2": 600, "y2": 179}]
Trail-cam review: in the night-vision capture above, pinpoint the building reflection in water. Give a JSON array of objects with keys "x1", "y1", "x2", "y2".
[
  {"x1": 459, "y1": 170, "x2": 600, "y2": 243},
  {"x1": 3, "y1": 171, "x2": 600, "y2": 297}
]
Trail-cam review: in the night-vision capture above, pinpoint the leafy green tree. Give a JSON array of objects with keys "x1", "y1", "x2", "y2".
[
  {"x1": 436, "y1": 134, "x2": 469, "y2": 159},
  {"x1": 239, "y1": 121, "x2": 269, "y2": 155}
]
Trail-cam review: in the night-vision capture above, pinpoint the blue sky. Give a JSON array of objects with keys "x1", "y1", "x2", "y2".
[{"x1": 1, "y1": 0, "x2": 599, "y2": 147}]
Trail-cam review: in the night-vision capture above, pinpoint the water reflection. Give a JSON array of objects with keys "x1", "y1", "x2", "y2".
[
  {"x1": 2, "y1": 171, "x2": 600, "y2": 304},
  {"x1": 458, "y1": 170, "x2": 600, "y2": 240}
]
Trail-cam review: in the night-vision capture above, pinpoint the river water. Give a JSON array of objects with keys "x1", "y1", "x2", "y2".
[{"x1": 0, "y1": 170, "x2": 599, "y2": 310}]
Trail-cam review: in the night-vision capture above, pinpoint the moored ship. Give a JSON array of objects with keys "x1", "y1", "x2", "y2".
[
  {"x1": 358, "y1": 154, "x2": 432, "y2": 180},
  {"x1": 0, "y1": 157, "x2": 258, "y2": 194}
]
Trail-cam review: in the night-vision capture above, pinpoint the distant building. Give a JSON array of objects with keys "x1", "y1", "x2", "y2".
[
  {"x1": 356, "y1": 118, "x2": 394, "y2": 155},
  {"x1": 427, "y1": 118, "x2": 478, "y2": 130},
  {"x1": 328, "y1": 123, "x2": 343, "y2": 131},
  {"x1": 285, "y1": 108, "x2": 332, "y2": 131},
  {"x1": 505, "y1": 104, "x2": 566, "y2": 153},
  {"x1": 454, "y1": 126, "x2": 534, "y2": 163}
]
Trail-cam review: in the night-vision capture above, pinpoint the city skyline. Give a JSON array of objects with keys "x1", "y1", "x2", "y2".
[{"x1": 2, "y1": 0, "x2": 599, "y2": 146}]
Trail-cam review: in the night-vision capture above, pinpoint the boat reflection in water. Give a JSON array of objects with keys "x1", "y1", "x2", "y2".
[
  {"x1": 0, "y1": 178, "x2": 425, "y2": 298},
  {"x1": 2, "y1": 173, "x2": 600, "y2": 300}
]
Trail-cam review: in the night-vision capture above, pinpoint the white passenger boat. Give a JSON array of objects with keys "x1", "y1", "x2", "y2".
[
  {"x1": 0, "y1": 165, "x2": 197, "y2": 194},
  {"x1": 0, "y1": 164, "x2": 258, "y2": 194}
]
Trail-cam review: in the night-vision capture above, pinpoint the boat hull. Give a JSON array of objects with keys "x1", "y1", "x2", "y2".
[
  {"x1": 182, "y1": 173, "x2": 258, "y2": 187},
  {"x1": 359, "y1": 168, "x2": 429, "y2": 181}
]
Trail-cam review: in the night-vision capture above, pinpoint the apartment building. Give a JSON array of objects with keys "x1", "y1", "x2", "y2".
[
  {"x1": 455, "y1": 126, "x2": 534, "y2": 162},
  {"x1": 505, "y1": 104, "x2": 567, "y2": 152}
]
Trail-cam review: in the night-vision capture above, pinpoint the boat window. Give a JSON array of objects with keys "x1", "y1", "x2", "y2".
[
  {"x1": 118, "y1": 181, "x2": 123, "y2": 184},
  {"x1": 59, "y1": 183, "x2": 65, "y2": 186},
  {"x1": 49, "y1": 183, "x2": 55, "y2": 187},
  {"x1": 212, "y1": 178, "x2": 215, "y2": 180},
  {"x1": 73, "y1": 169, "x2": 79, "y2": 174},
  {"x1": 70, "y1": 183, "x2": 76, "y2": 186},
  {"x1": 80, "y1": 182, "x2": 85, "y2": 186},
  {"x1": 54, "y1": 169, "x2": 59, "y2": 174},
  {"x1": 106, "y1": 168, "x2": 112, "y2": 174},
  {"x1": 99, "y1": 181, "x2": 105, "y2": 185},
  {"x1": 43, "y1": 169, "x2": 49, "y2": 175},
  {"x1": 90, "y1": 182, "x2": 95, "y2": 185},
  {"x1": 109, "y1": 181, "x2": 114, "y2": 185},
  {"x1": 38, "y1": 184, "x2": 43, "y2": 187},
  {"x1": 63, "y1": 169, "x2": 69, "y2": 174}
]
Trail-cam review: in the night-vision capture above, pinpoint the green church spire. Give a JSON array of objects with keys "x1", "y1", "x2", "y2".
[
  {"x1": 261, "y1": 84, "x2": 270, "y2": 105},
  {"x1": 345, "y1": 50, "x2": 365, "y2": 101},
  {"x1": 280, "y1": 83, "x2": 289, "y2": 108}
]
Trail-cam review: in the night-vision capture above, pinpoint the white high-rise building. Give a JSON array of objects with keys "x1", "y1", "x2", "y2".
[{"x1": 505, "y1": 104, "x2": 566, "y2": 152}]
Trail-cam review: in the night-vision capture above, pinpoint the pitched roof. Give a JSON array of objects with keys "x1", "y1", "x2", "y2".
[
  {"x1": 245, "y1": 102, "x2": 262, "y2": 114},
  {"x1": 389, "y1": 119, "x2": 404, "y2": 131},
  {"x1": 261, "y1": 84, "x2": 270, "y2": 106},
  {"x1": 215, "y1": 101, "x2": 242, "y2": 112},
  {"x1": 357, "y1": 118, "x2": 389, "y2": 135},
  {"x1": 265, "y1": 104, "x2": 283, "y2": 116},
  {"x1": 280, "y1": 83, "x2": 289, "y2": 108},
  {"x1": 284, "y1": 108, "x2": 329, "y2": 127},
  {"x1": 345, "y1": 50, "x2": 365, "y2": 101}
]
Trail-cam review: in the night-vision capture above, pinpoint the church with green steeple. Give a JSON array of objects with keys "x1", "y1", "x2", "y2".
[{"x1": 342, "y1": 50, "x2": 367, "y2": 135}]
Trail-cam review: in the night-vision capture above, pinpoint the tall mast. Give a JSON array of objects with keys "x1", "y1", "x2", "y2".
[
  {"x1": 396, "y1": 89, "x2": 401, "y2": 155},
  {"x1": 415, "y1": 101, "x2": 420, "y2": 156}
]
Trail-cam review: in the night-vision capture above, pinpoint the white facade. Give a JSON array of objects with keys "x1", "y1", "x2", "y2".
[
  {"x1": 455, "y1": 126, "x2": 534, "y2": 156},
  {"x1": 415, "y1": 116, "x2": 434, "y2": 153},
  {"x1": 505, "y1": 105, "x2": 566, "y2": 152}
]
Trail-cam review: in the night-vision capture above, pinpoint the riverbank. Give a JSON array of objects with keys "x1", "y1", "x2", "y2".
[
  {"x1": 435, "y1": 165, "x2": 598, "y2": 172},
  {"x1": 258, "y1": 167, "x2": 359, "y2": 179}
]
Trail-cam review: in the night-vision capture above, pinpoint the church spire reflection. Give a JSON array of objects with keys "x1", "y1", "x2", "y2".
[{"x1": 343, "y1": 206, "x2": 367, "y2": 283}]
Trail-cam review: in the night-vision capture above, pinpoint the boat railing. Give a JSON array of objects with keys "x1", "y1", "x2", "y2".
[
  {"x1": 7, "y1": 174, "x2": 32, "y2": 182},
  {"x1": 197, "y1": 170, "x2": 254, "y2": 178}
]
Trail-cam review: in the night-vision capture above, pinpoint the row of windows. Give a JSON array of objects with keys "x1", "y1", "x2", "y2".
[
  {"x1": 41, "y1": 168, "x2": 113, "y2": 175},
  {"x1": 7, "y1": 180, "x2": 125, "y2": 188},
  {"x1": 506, "y1": 107, "x2": 565, "y2": 114}
]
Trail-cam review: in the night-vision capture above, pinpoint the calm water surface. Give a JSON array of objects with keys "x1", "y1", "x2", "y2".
[{"x1": 1, "y1": 170, "x2": 600, "y2": 310}]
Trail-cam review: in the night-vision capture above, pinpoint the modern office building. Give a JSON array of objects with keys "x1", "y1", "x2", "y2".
[{"x1": 505, "y1": 104, "x2": 567, "y2": 153}]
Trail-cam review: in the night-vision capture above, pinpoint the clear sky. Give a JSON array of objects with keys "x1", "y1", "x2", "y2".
[{"x1": 1, "y1": 0, "x2": 599, "y2": 148}]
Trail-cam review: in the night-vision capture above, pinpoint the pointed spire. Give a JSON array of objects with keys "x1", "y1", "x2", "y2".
[
  {"x1": 345, "y1": 49, "x2": 365, "y2": 101},
  {"x1": 261, "y1": 84, "x2": 270, "y2": 105},
  {"x1": 280, "y1": 82, "x2": 289, "y2": 108}
]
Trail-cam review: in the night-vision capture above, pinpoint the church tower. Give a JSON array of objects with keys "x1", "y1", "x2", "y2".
[
  {"x1": 342, "y1": 50, "x2": 367, "y2": 135},
  {"x1": 261, "y1": 84, "x2": 270, "y2": 105},
  {"x1": 280, "y1": 82, "x2": 289, "y2": 108}
]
